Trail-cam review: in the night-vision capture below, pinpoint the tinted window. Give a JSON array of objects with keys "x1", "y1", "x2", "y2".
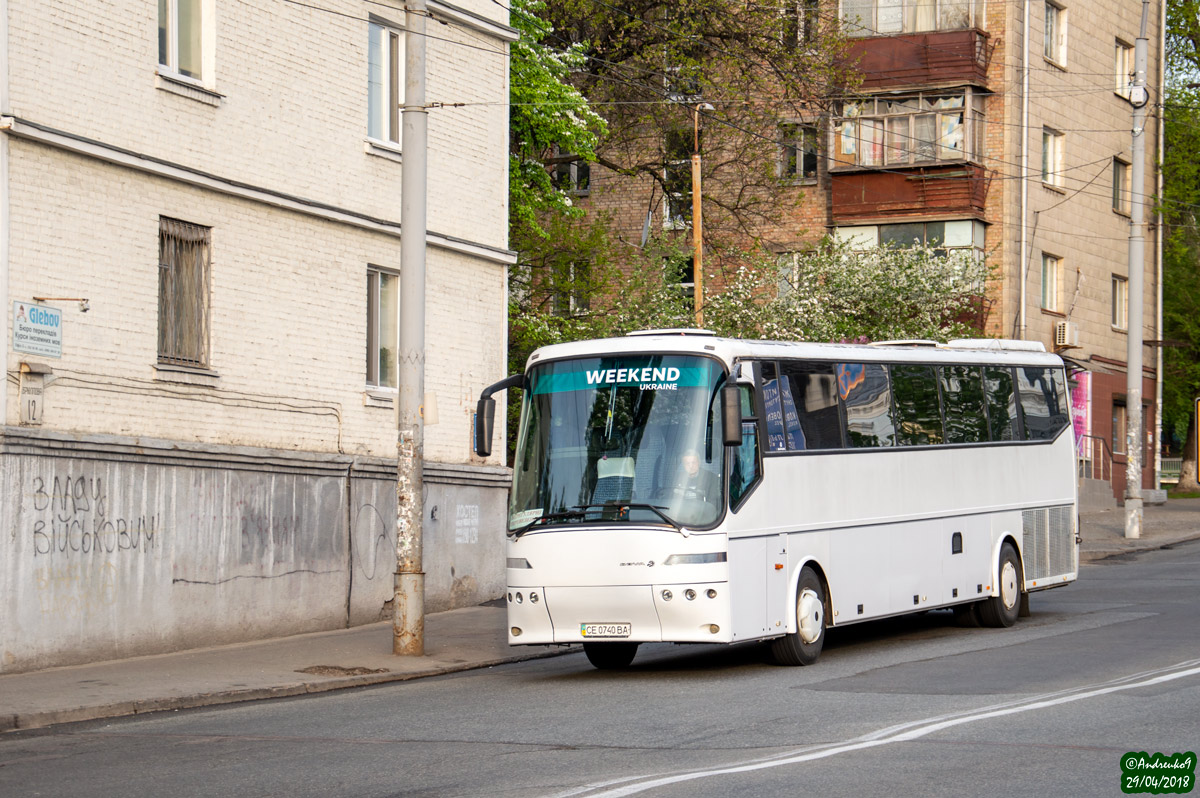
[
  {"x1": 892, "y1": 365, "x2": 944, "y2": 446},
  {"x1": 1017, "y1": 366, "x2": 1070, "y2": 440},
  {"x1": 759, "y1": 361, "x2": 790, "y2": 452},
  {"x1": 984, "y1": 366, "x2": 1018, "y2": 441},
  {"x1": 780, "y1": 361, "x2": 843, "y2": 450},
  {"x1": 839, "y1": 363, "x2": 895, "y2": 447},
  {"x1": 940, "y1": 365, "x2": 988, "y2": 444}
]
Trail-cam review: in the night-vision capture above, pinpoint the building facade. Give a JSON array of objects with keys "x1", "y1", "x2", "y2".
[
  {"x1": 580, "y1": 0, "x2": 1162, "y2": 502},
  {"x1": 1, "y1": 0, "x2": 516, "y2": 672}
]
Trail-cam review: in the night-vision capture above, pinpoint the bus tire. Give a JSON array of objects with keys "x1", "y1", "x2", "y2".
[
  {"x1": 770, "y1": 566, "x2": 826, "y2": 666},
  {"x1": 583, "y1": 642, "x2": 639, "y2": 670},
  {"x1": 979, "y1": 542, "x2": 1022, "y2": 628}
]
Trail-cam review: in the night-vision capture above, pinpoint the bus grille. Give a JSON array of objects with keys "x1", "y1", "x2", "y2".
[{"x1": 1021, "y1": 506, "x2": 1077, "y2": 581}]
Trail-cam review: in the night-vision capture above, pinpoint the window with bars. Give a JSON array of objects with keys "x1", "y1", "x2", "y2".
[{"x1": 158, "y1": 217, "x2": 212, "y2": 368}]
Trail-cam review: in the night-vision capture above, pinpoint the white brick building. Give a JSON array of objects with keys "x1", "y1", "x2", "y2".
[{"x1": 0, "y1": 0, "x2": 517, "y2": 672}]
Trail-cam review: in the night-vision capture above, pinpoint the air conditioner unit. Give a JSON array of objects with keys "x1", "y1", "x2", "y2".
[{"x1": 1054, "y1": 320, "x2": 1079, "y2": 349}]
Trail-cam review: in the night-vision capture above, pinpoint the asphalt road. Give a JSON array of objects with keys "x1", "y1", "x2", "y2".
[{"x1": 3, "y1": 540, "x2": 1198, "y2": 798}]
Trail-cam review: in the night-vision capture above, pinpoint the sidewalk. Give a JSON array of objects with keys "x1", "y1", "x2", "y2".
[{"x1": 2, "y1": 499, "x2": 1198, "y2": 733}]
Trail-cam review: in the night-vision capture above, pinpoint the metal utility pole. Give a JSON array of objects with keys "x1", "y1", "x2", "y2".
[
  {"x1": 1124, "y1": 0, "x2": 1151, "y2": 540},
  {"x1": 395, "y1": 0, "x2": 428, "y2": 654}
]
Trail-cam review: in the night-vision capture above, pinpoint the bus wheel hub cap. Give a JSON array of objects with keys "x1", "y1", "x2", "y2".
[
  {"x1": 1001, "y1": 561, "x2": 1018, "y2": 610},
  {"x1": 798, "y1": 589, "x2": 823, "y2": 644}
]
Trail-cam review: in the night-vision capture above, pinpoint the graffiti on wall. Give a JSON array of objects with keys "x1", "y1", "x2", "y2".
[{"x1": 29, "y1": 476, "x2": 159, "y2": 558}]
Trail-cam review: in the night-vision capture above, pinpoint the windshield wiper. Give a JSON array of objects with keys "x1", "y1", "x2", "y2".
[
  {"x1": 511, "y1": 510, "x2": 586, "y2": 538},
  {"x1": 573, "y1": 503, "x2": 686, "y2": 535}
]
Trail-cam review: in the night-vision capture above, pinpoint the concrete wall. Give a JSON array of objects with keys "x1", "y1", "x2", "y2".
[{"x1": 0, "y1": 428, "x2": 510, "y2": 674}]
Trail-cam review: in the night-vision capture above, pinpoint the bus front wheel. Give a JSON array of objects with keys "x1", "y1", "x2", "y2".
[
  {"x1": 583, "y1": 642, "x2": 639, "y2": 670},
  {"x1": 979, "y1": 542, "x2": 1022, "y2": 628},
  {"x1": 770, "y1": 566, "x2": 826, "y2": 666}
]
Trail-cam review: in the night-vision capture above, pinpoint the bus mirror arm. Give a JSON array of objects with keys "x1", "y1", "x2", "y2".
[
  {"x1": 722, "y1": 383, "x2": 742, "y2": 447},
  {"x1": 474, "y1": 374, "x2": 525, "y2": 458}
]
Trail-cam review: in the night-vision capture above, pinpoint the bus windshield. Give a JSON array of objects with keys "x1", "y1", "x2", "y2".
[{"x1": 509, "y1": 354, "x2": 727, "y2": 531}]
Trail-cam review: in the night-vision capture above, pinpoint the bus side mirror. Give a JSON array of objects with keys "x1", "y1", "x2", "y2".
[
  {"x1": 722, "y1": 383, "x2": 742, "y2": 447},
  {"x1": 474, "y1": 397, "x2": 496, "y2": 457}
]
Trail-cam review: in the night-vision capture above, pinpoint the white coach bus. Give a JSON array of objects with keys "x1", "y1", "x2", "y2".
[{"x1": 474, "y1": 331, "x2": 1078, "y2": 669}]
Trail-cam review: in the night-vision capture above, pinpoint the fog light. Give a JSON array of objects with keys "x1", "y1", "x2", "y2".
[
  {"x1": 511, "y1": 627, "x2": 522, "y2": 636},
  {"x1": 530, "y1": 592, "x2": 539, "y2": 603},
  {"x1": 516, "y1": 592, "x2": 523, "y2": 603},
  {"x1": 685, "y1": 589, "x2": 696, "y2": 601},
  {"x1": 707, "y1": 589, "x2": 717, "y2": 599},
  {"x1": 661, "y1": 589, "x2": 673, "y2": 601},
  {"x1": 709, "y1": 624, "x2": 720, "y2": 634},
  {"x1": 507, "y1": 592, "x2": 513, "y2": 603}
]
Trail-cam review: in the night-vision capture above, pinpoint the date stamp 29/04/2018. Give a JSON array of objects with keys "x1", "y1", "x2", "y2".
[{"x1": 1121, "y1": 752, "x2": 1196, "y2": 795}]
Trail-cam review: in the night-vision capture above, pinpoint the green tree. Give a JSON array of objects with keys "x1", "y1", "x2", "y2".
[
  {"x1": 1161, "y1": 0, "x2": 1200, "y2": 490},
  {"x1": 508, "y1": 0, "x2": 606, "y2": 243}
]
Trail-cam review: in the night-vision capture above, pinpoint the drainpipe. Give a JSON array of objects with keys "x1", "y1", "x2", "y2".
[{"x1": 1019, "y1": 0, "x2": 1030, "y2": 340}]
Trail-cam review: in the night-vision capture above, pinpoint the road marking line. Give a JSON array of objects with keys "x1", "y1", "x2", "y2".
[{"x1": 553, "y1": 659, "x2": 1200, "y2": 798}]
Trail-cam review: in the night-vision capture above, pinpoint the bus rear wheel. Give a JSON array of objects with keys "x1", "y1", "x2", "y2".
[
  {"x1": 770, "y1": 566, "x2": 826, "y2": 666},
  {"x1": 583, "y1": 642, "x2": 639, "y2": 670},
  {"x1": 979, "y1": 542, "x2": 1022, "y2": 628}
]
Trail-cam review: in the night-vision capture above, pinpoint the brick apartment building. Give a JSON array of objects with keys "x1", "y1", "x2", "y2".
[
  {"x1": 580, "y1": 0, "x2": 1163, "y2": 503},
  {"x1": 1, "y1": 0, "x2": 516, "y2": 672}
]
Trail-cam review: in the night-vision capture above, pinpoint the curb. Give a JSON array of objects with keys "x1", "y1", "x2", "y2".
[{"x1": 1, "y1": 645, "x2": 578, "y2": 733}]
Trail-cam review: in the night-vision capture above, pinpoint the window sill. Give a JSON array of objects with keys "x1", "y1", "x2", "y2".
[
  {"x1": 1043, "y1": 56, "x2": 1067, "y2": 72},
  {"x1": 1040, "y1": 308, "x2": 1065, "y2": 318},
  {"x1": 780, "y1": 176, "x2": 819, "y2": 186},
  {"x1": 1041, "y1": 182, "x2": 1066, "y2": 194},
  {"x1": 154, "y1": 363, "x2": 219, "y2": 386},
  {"x1": 1113, "y1": 208, "x2": 1131, "y2": 218},
  {"x1": 1111, "y1": 325, "x2": 1128, "y2": 334},
  {"x1": 364, "y1": 389, "x2": 396, "y2": 408},
  {"x1": 155, "y1": 69, "x2": 223, "y2": 107},
  {"x1": 365, "y1": 139, "x2": 403, "y2": 163}
]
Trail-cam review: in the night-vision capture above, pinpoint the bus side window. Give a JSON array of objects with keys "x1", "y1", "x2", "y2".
[
  {"x1": 730, "y1": 386, "x2": 761, "y2": 508},
  {"x1": 1017, "y1": 366, "x2": 1068, "y2": 440},
  {"x1": 839, "y1": 363, "x2": 896, "y2": 447},
  {"x1": 984, "y1": 366, "x2": 1019, "y2": 441},
  {"x1": 892, "y1": 364, "x2": 944, "y2": 446},
  {"x1": 941, "y1": 365, "x2": 988, "y2": 444}
]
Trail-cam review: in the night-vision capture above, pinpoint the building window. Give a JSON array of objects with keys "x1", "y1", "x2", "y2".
[
  {"x1": 1112, "y1": 275, "x2": 1128, "y2": 330},
  {"x1": 368, "y1": 21, "x2": 404, "y2": 145},
  {"x1": 840, "y1": 0, "x2": 985, "y2": 37},
  {"x1": 1112, "y1": 158, "x2": 1130, "y2": 214},
  {"x1": 833, "y1": 90, "x2": 986, "y2": 169},
  {"x1": 1044, "y1": 2, "x2": 1066, "y2": 65},
  {"x1": 667, "y1": 255, "x2": 695, "y2": 312},
  {"x1": 552, "y1": 262, "x2": 591, "y2": 317},
  {"x1": 663, "y1": 131, "x2": 692, "y2": 229},
  {"x1": 552, "y1": 148, "x2": 591, "y2": 195},
  {"x1": 158, "y1": 0, "x2": 204, "y2": 80},
  {"x1": 780, "y1": 123, "x2": 818, "y2": 181},
  {"x1": 1115, "y1": 39, "x2": 1133, "y2": 99},
  {"x1": 834, "y1": 219, "x2": 986, "y2": 259},
  {"x1": 1040, "y1": 253, "x2": 1061, "y2": 311},
  {"x1": 1112, "y1": 400, "x2": 1126, "y2": 455},
  {"x1": 782, "y1": 0, "x2": 819, "y2": 48},
  {"x1": 158, "y1": 217, "x2": 211, "y2": 368},
  {"x1": 367, "y1": 266, "x2": 400, "y2": 388},
  {"x1": 1041, "y1": 127, "x2": 1063, "y2": 187}
]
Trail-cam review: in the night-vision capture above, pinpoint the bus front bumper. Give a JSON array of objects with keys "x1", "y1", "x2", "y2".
[{"x1": 506, "y1": 583, "x2": 732, "y2": 646}]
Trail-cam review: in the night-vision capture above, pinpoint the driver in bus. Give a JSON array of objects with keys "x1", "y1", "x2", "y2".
[{"x1": 674, "y1": 449, "x2": 720, "y2": 508}]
